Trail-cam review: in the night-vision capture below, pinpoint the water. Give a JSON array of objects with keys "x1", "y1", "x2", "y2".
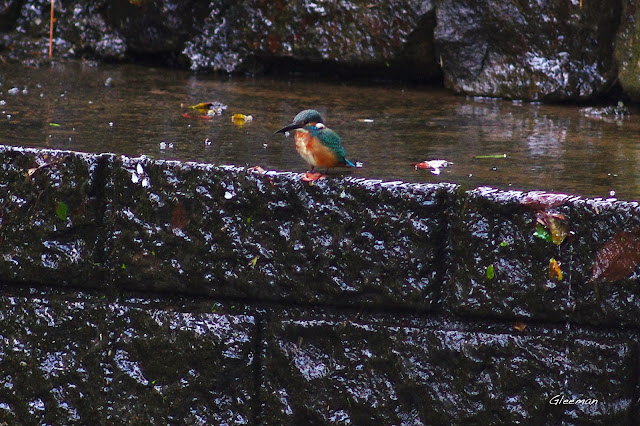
[{"x1": 1, "y1": 60, "x2": 639, "y2": 200}]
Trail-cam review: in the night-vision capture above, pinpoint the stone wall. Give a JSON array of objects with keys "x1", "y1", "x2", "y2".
[
  {"x1": 0, "y1": 144, "x2": 638, "y2": 423},
  {"x1": 3, "y1": 0, "x2": 640, "y2": 101}
]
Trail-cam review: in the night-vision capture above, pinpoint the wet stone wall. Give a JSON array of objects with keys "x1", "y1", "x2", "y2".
[{"x1": 0, "y1": 144, "x2": 639, "y2": 424}]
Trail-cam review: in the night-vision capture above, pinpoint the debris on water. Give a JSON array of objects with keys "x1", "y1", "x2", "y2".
[
  {"x1": 411, "y1": 159, "x2": 449, "y2": 175},
  {"x1": 232, "y1": 114, "x2": 253, "y2": 125},
  {"x1": 582, "y1": 101, "x2": 631, "y2": 119},
  {"x1": 357, "y1": 118, "x2": 374, "y2": 123},
  {"x1": 159, "y1": 141, "x2": 174, "y2": 150},
  {"x1": 189, "y1": 102, "x2": 227, "y2": 115},
  {"x1": 204, "y1": 138, "x2": 212, "y2": 146},
  {"x1": 105, "y1": 77, "x2": 113, "y2": 87},
  {"x1": 8, "y1": 87, "x2": 19, "y2": 95},
  {"x1": 475, "y1": 154, "x2": 507, "y2": 159}
]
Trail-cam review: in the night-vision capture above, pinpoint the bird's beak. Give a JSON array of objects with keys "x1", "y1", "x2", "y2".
[{"x1": 274, "y1": 121, "x2": 302, "y2": 135}]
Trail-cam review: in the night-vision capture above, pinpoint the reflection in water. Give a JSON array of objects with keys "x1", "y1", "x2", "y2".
[{"x1": 1, "y1": 61, "x2": 639, "y2": 200}]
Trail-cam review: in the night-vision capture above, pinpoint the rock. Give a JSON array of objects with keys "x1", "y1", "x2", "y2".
[
  {"x1": 615, "y1": 0, "x2": 640, "y2": 101},
  {"x1": 182, "y1": 0, "x2": 439, "y2": 78},
  {"x1": 435, "y1": 0, "x2": 621, "y2": 101},
  {"x1": 0, "y1": 1, "x2": 439, "y2": 80}
]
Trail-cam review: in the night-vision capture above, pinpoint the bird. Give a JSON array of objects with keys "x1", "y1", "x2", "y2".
[{"x1": 274, "y1": 109, "x2": 356, "y2": 180}]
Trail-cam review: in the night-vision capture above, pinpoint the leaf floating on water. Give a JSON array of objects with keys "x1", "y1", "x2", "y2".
[
  {"x1": 411, "y1": 159, "x2": 450, "y2": 175},
  {"x1": 189, "y1": 101, "x2": 227, "y2": 114},
  {"x1": 232, "y1": 114, "x2": 253, "y2": 125},
  {"x1": 48, "y1": 122, "x2": 61, "y2": 127},
  {"x1": 590, "y1": 230, "x2": 640, "y2": 284},
  {"x1": 513, "y1": 322, "x2": 527, "y2": 332},
  {"x1": 536, "y1": 211, "x2": 569, "y2": 245},
  {"x1": 474, "y1": 154, "x2": 507, "y2": 159},
  {"x1": 248, "y1": 256, "x2": 258, "y2": 268},
  {"x1": 486, "y1": 264, "x2": 495, "y2": 280},
  {"x1": 56, "y1": 201, "x2": 68, "y2": 220},
  {"x1": 548, "y1": 258, "x2": 563, "y2": 281},
  {"x1": 181, "y1": 112, "x2": 213, "y2": 120}
]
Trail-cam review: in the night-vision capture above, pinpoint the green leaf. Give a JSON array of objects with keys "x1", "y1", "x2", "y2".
[
  {"x1": 474, "y1": 154, "x2": 507, "y2": 159},
  {"x1": 533, "y1": 224, "x2": 553, "y2": 243},
  {"x1": 55, "y1": 201, "x2": 68, "y2": 220},
  {"x1": 486, "y1": 264, "x2": 495, "y2": 280},
  {"x1": 48, "y1": 122, "x2": 62, "y2": 127},
  {"x1": 500, "y1": 241, "x2": 509, "y2": 247}
]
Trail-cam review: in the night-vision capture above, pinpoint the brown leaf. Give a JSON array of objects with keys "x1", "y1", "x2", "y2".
[
  {"x1": 590, "y1": 230, "x2": 640, "y2": 283},
  {"x1": 521, "y1": 192, "x2": 571, "y2": 209},
  {"x1": 513, "y1": 322, "x2": 527, "y2": 332},
  {"x1": 536, "y1": 211, "x2": 569, "y2": 245},
  {"x1": 171, "y1": 202, "x2": 188, "y2": 230},
  {"x1": 548, "y1": 258, "x2": 563, "y2": 281}
]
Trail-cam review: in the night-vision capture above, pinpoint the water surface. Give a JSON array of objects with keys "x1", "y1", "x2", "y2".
[{"x1": 1, "y1": 61, "x2": 639, "y2": 200}]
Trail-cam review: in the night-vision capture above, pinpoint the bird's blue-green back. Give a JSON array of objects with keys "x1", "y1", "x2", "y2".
[{"x1": 307, "y1": 124, "x2": 354, "y2": 166}]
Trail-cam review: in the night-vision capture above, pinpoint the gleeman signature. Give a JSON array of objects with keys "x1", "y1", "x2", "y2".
[{"x1": 549, "y1": 394, "x2": 599, "y2": 406}]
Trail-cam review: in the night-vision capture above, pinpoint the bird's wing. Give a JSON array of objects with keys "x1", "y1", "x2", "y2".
[{"x1": 318, "y1": 128, "x2": 347, "y2": 161}]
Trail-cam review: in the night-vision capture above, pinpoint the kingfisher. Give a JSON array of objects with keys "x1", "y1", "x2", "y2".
[{"x1": 274, "y1": 109, "x2": 356, "y2": 180}]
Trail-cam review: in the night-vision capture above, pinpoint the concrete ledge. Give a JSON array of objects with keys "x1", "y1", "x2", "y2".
[{"x1": 1, "y1": 145, "x2": 640, "y2": 423}]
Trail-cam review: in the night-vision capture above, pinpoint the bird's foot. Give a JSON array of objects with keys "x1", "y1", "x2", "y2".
[{"x1": 302, "y1": 172, "x2": 326, "y2": 182}]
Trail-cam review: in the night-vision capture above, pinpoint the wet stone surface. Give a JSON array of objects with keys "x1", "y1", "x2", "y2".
[
  {"x1": 0, "y1": 288, "x2": 256, "y2": 425},
  {"x1": 435, "y1": 0, "x2": 620, "y2": 100},
  {"x1": 445, "y1": 187, "x2": 640, "y2": 328},
  {"x1": 0, "y1": 146, "x2": 105, "y2": 286},
  {"x1": 262, "y1": 309, "x2": 637, "y2": 424},
  {"x1": 104, "y1": 155, "x2": 452, "y2": 307},
  {"x1": 3, "y1": 145, "x2": 640, "y2": 422}
]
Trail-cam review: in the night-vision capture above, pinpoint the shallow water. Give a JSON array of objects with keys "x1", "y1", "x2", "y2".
[{"x1": 1, "y1": 60, "x2": 639, "y2": 200}]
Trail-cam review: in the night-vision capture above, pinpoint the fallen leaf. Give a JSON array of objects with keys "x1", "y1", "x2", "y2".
[
  {"x1": 521, "y1": 192, "x2": 571, "y2": 209},
  {"x1": 486, "y1": 264, "x2": 495, "y2": 279},
  {"x1": 411, "y1": 159, "x2": 449, "y2": 175},
  {"x1": 537, "y1": 211, "x2": 569, "y2": 245},
  {"x1": 171, "y1": 202, "x2": 188, "y2": 230},
  {"x1": 513, "y1": 322, "x2": 527, "y2": 332},
  {"x1": 474, "y1": 154, "x2": 507, "y2": 159},
  {"x1": 248, "y1": 256, "x2": 258, "y2": 268},
  {"x1": 533, "y1": 224, "x2": 552, "y2": 243},
  {"x1": 56, "y1": 201, "x2": 68, "y2": 220},
  {"x1": 548, "y1": 258, "x2": 563, "y2": 281},
  {"x1": 232, "y1": 114, "x2": 253, "y2": 125},
  {"x1": 182, "y1": 112, "x2": 213, "y2": 120},
  {"x1": 590, "y1": 230, "x2": 640, "y2": 283},
  {"x1": 189, "y1": 102, "x2": 227, "y2": 115}
]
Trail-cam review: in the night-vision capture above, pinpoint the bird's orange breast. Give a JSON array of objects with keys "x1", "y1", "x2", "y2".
[{"x1": 294, "y1": 130, "x2": 340, "y2": 168}]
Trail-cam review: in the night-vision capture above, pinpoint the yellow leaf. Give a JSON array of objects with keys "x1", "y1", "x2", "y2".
[
  {"x1": 248, "y1": 256, "x2": 258, "y2": 268},
  {"x1": 189, "y1": 102, "x2": 214, "y2": 111},
  {"x1": 548, "y1": 258, "x2": 563, "y2": 281},
  {"x1": 232, "y1": 114, "x2": 253, "y2": 125}
]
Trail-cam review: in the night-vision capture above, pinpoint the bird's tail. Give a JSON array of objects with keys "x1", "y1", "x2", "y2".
[{"x1": 345, "y1": 158, "x2": 356, "y2": 168}]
